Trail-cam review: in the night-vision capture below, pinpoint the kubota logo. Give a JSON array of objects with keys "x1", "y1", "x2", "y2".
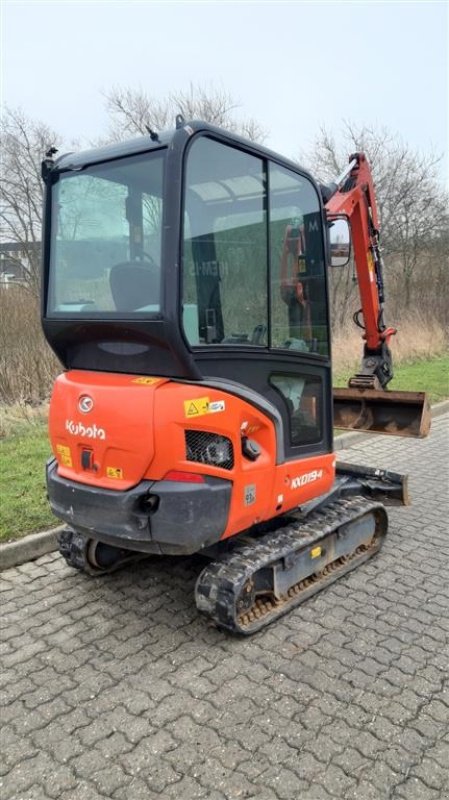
[
  {"x1": 65, "y1": 420, "x2": 106, "y2": 440},
  {"x1": 78, "y1": 395, "x2": 94, "y2": 413}
]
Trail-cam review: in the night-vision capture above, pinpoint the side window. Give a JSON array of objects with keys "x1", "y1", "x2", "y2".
[
  {"x1": 271, "y1": 373, "x2": 323, "y2": 446},
  {"x1": 182, "y1": 137, "x2": 268, "y2": 345},
  {"x1": 269, "y1": 164, "x2": 329, "y2": 356}
]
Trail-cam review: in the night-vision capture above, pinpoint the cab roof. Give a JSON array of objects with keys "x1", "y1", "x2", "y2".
[{"x1": 51, "y1": 120, "x2": 314, "y2": 186}]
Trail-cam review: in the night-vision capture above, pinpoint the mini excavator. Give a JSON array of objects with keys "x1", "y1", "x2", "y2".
[{"x1": 41, "y1": 120, "x2": 430, "y2": 633}]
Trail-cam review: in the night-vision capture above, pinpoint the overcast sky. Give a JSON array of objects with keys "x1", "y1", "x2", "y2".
[{"x1": 1, "y1": 0, "x2": 448, "y2": 183}]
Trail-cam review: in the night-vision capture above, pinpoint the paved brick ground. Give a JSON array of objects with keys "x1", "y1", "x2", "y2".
[{"x1": 1, "y1": 416, "x2": 448, "y2": 800}]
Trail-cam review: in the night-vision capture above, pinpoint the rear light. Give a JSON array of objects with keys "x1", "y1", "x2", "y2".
[{"x1": 163, "y1": 470, "x2": 205, "y2": 484}]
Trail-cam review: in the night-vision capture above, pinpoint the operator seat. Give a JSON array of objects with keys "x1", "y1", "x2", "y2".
[{"x1": 109, "y1": 261, "x2": 159, "y2": 312}]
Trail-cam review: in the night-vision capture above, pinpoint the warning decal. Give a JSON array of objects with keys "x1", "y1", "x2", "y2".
[
  {"x1": 106, "y1": 467, "x2": 123, "y2": 479},
  {"x1": 184, "y1": 397, "x2": 210, "y2": 418},
  {"x1": 132, "y1": 377, "x2": 161, "y2": 386},
  {"x1": 56, "y1": 444, "x2": 72, "y2": 468}
]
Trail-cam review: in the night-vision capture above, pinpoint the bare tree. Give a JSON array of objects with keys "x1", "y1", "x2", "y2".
[
  {"x1": 300, "y1": 122, "x2": 448, "y2": 318},
  {"x1": 0, "y1": 107, "x2": 61, "y2": 295},
  {"x1": 105, "y1": 83, "x2": 267, "y2": 143}
]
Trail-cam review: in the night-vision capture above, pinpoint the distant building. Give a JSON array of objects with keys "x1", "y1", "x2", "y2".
[{"x1": 0, "y1": 242, "x2": 40, "y2": 286}]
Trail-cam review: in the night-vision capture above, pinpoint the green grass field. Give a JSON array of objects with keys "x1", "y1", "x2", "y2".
[
  {"x1": 0, "y1": 424, "x2": 55, "y2": 541},
  {"x1": 334, "y1": 354, "x2": 449, "y2": 402},
  {"x1": 1, "y1": 354, "x2": 448, "y2": 543}
]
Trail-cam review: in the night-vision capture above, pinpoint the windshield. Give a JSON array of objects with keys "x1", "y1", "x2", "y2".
[{"x1": 47, "y1": 149, "x2": 165, "y2": 316}]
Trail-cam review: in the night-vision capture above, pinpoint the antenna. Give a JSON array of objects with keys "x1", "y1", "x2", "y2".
[{"x1": 144, "y1": 125, "x2": 160, "y2": 142}]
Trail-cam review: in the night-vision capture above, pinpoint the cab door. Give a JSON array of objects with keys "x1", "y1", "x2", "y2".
[{"x1": 181, "y1": 134, "x2": 332, "y2": 461}]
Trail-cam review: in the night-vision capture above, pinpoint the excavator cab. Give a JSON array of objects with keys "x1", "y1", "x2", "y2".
[{"x1": 42, "y1": 126, "x2": 336, "y2": 464}]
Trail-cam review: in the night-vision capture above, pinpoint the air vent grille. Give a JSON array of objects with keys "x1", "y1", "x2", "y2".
[{"x1": 185, "y1": 430, "x2": 234, "y2": 470}]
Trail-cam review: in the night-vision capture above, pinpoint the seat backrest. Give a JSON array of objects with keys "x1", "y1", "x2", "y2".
[{"x1": 109, "y1": 262, "x2": 159, "y2": 312}]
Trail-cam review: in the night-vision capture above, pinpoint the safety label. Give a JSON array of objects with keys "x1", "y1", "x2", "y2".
[
  {"x1": 184, "y1": 396, "x2": 210, "y2": 417},
  {"x1": 184, "y1": 397, "x2": 226, "y2": 418},
  {"x1": 56, "y1": 444, "x2": 72, "y2": 468},
  {"x1": 132, "y1": 377, "x2": 161, "y2": 386},
  {"x1": 106, "y1": 467, "x2": 123, "y2": 479}
]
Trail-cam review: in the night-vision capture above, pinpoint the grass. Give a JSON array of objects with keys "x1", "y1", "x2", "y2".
[
  {"x1": 0, "y1": 422, "x2": 55, "y2": 542},
  {"x1": 0, "y1": 354, "x2": 448, "y2": 543},
  {"x1": 334, "y1": 354, "x2": 449, "y2": 404}
]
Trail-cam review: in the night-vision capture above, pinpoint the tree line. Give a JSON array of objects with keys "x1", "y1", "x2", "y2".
[{"x1": 1, "y1": 85, "x2": 448, "y2": 328}]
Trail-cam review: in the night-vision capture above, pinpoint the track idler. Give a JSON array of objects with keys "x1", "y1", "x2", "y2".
[{"x1": 58, "y1": 528, "x2": 146, "y2": 575}]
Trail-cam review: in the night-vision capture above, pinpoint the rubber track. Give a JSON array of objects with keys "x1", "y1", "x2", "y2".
[{"x1": 195, "y1": 496, "x2": 387, "y2": 634}]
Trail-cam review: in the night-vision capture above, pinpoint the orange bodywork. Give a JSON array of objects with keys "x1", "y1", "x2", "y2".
[{"x1": 49, "y1": 370, "x2": 335, "y2": 543}]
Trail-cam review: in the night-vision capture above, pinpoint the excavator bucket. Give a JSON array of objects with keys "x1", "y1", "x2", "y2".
[{"x1": 333, "y1": 388, "x2": 431, "y2": 438}]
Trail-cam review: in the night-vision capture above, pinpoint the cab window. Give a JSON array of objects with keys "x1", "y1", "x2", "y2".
[
  {"x1": 182, "y1": 137, "x2": 268, "y2": 345},
  {"x1": 269, "y1": 164, "x2": 328, "y2": 356},
  {"x1": 182, "y1": 136, "x2": 329, "y2": 356}
]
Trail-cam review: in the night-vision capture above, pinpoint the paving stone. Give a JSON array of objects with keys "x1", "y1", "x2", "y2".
[
  {"x1": 89, "y1": 765, "x2": 131, "y2": 797},
  {"x1": 0, "y1": 725, "x2": 38, "y2": 773},
  {"x1": 393, "y1": 776, "x2": 443, "y2": 799},
  {"x1": 31, "y1": 722, "x2": 84, "y2": 764},
  {"x1": 345, "y1": 780, "x2": 384, "y2": 800},
  {"x1": 255, "y1": 766, "x2": 310, "y2": 799},
  {"x1": 409, "y1": 756, "x2": 449, "y2": 791},
  {"x1": 194, "y1": 757, "x2": 262, "y2": 798},
  {"x1": 112, "y1": 776, "x2": 160, "y2": 799},
  {"x1": 1, "y1": 415, "x2": 448, "y2": 800},
  {"x1": 60, "y1": 779, "x2": 112, "y2": 800}
]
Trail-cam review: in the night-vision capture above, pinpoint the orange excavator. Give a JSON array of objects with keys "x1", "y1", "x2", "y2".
[{"x1": 40, "y1": 119, "x2": 430, "y2": 633}]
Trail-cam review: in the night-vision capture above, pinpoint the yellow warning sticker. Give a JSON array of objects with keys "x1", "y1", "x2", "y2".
[
  {"x1": 106, "y1": 467, "x2": 123, "y2": 479},
  {"x1": 56, "y1": 444, "x2": 72, "y2": 468},
  {"x1": 184, "y1": 396, "x2": 210, "y2": 418},
  {"x1": 132, "y1": 376, "x2": 161, "y2": 386},
  {"x1": 310, "y1": 546, "x2": 322, "y2": 559}
]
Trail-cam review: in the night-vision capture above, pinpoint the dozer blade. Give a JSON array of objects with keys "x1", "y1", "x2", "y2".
[{"x1": 333, "y1": 387, "x2": 431, "y2": 438}]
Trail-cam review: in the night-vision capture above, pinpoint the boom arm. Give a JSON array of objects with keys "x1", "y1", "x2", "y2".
[
  {"x1": 326, "y1": 153, "x2": 431, "y2": 437},
  {"x1": 324, "y1": 153, "x2": 396, "y2": 390}
]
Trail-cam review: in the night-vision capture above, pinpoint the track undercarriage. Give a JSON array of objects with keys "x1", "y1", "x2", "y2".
[
  {"x1": 196, "y1": 496, "x2": 387, "y2": 634},
  {"x1": 57, "y1": 462, "x2": 408, "y2": 635}
]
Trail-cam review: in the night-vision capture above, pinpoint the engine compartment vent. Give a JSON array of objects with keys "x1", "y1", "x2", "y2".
[{"x1": 185, "y1": 430, "x2": 234, "y2": 470}]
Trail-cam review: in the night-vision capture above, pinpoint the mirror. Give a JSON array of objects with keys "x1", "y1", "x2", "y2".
[{"x1": 329, "y1": 217, "x2": 351, "y2": 267}]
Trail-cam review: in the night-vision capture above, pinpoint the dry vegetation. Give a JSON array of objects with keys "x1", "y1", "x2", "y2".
[
  {"x1": 0, "y1": 287, "x2": 60, "y2": 407},
  {"x1": 332, "y1": 314, "x2": 448, "y2": 377},
  {"x1": 0, "y1": 401, "x2": 49, "y2": 439},
  {"x1": 1, "y1": 285, "x2": 447, "y2": 437}
]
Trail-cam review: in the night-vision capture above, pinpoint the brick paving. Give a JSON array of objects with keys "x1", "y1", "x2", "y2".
[{"x1": 1, "y1": 416, "x2": 448, "y2": 800}]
